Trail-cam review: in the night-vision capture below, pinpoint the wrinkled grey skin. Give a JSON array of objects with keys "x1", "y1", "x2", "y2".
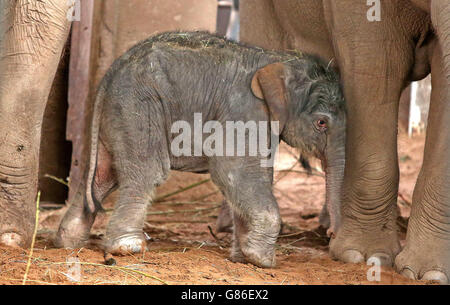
[
  {"x1": 241, "y1": 0, "x2": 450, "y2": 283},
  {"x1": 0, "y1": 0, "x2": 71, "y2": 249},
  {"x1": 56, "y1": 32, "x2": 345, "y2": 268}
]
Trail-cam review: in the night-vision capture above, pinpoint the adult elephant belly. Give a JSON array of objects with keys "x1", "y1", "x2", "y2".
[
  {"x1": 240, "y1": 0, "x2": 334, "y2": 62},
  {"x1": 271, "y1": 0, "x2": 335, "y2": 61}
]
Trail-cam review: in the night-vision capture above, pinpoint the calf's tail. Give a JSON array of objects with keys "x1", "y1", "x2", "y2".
[{"x1": 85, "y1": 86, "x2": 106, "y2": 213}]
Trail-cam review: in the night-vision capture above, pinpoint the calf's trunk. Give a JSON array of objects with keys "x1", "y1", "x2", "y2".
[{"x1": 324, "y1": 142, "x2": 345, "y2": 237}]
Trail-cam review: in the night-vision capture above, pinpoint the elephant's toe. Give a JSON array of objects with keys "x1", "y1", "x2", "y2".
[
  {"x1": 329, "y1": 221, "x2": 400, "y2": 267},
  {"x1": 399, "y1": 267, "x2": 417, "y2": 280},
  {"x1": 332, "y1": 246, "x2": 396, "y2": 267},
  {"x1": 398, "y1": 265, "x2": 449, "y2": 284},
  {"x1": 340, "y1": 249, "x2": 365, "y2": 264},
  {"x1": 368, "y1": 252, "x2": 393, "y2": 267},
  {"x1": 422, "y1": 271, "x2": 449, "y2": 284},
  {"x1": 395, "y1": 246, "x2": 450, "y2": 284},
  {"x1": 0, "y1": 232, "x2": 22, "y2": 248}
]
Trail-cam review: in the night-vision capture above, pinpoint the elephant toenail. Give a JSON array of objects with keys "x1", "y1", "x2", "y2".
[
  {"x1": 109, "y1": 235, "x2": 146, "y2": 255},
  {"x1": 0, "y1": 233, "x2": 22, "y2": 248},
  {"x1": 422, "y1": 271, "x2": 449, "y2": 284},
  {"x1": 341, "y1": 250, "x2": 365, "y2": 264},
  {"x1": 400, "y1": 268, "x2": 416, "y2": 280},
  {"x1": 368, "y1": 253, "x2": 393, "y2": 267},
  {"x1": 258, "y1": 258, "x2": 275, "y2": 268}
]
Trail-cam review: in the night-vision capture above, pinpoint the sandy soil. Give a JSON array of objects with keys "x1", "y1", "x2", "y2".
[{"x1": 0, "y1": 133, "x2": 433, "y2": 285}]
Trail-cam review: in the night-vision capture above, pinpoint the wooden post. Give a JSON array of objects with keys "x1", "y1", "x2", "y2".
[{"x1": 66, "y1": 0, "x2": 95, "y2": 203}]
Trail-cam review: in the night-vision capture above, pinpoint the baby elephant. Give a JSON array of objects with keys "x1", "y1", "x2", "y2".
[{"x1": 56, "y1": 31, "x2": 346, "y2": 268}]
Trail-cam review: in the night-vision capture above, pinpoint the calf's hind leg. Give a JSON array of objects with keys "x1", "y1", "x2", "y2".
[
  {"x1": 104, "y1": 133, "x2": 170, "y2": 255},
  {"x1": 55, "y1": 141, "x2": 116, "y2": 248},
  {"x1": 216, "y1": 200, "x2": 233, "y2": 233},
  {"x1": 106, "y1": 163, "x2": 169, "y2": 254}
]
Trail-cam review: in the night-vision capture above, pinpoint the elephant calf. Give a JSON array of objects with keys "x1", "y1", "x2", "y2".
[{"x1": 56, "y1": 31, "x2": 346, "y2": 268}]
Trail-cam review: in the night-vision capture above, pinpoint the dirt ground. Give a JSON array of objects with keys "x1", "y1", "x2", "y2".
[{"x1": 0, "y1": 133, "x2": 433, "y2": 285}]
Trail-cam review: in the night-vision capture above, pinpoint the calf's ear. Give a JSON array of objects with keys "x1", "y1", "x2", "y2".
[{"x1": 251, "y1": 62, "x2": 289, "y2": 134}]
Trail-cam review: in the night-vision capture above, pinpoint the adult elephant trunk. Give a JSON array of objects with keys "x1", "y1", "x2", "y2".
[
  {"x1": 0, "y1": 0, "x2": 71, "y2": 247},
  {"x1": 323, "y1": 132, "x2": 345, "y2": 237}
]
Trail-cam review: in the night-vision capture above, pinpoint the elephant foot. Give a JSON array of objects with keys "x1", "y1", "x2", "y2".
[
  {"x1": 330, "y1": 221, "x2": 400, "y2": 267},
  {"x1": 230, "y1": 237, "x2": 276, "y2": 268},
  {"x1": 54, "y1": 216, "x2": 93, "y2": 249},
  {"x1": 230, "y1": 241, "x2": 276, "y2": 268},
  {"x1": 54, "y1": 230, "x2": 88, "y2": 249},
  {"x1": 395, "y1": 236, "x2": 450, "y2": 284},
  {"x1": 240, "y1": 244, "x2": 276, "y2": 268},
  {"x1": 106, "y1": 234, "x2": 147, "y2": 255},
  {"x1": 0, "y1": 202, "x2": 34, "y2": 248},
  {"x1": 231, "y1": 225, "x2": 278, "y2": 268}
]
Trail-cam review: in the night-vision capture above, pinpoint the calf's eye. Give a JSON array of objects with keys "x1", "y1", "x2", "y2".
[
  {"x1": 317, "y1": 119, "x2": 327, "y2": 128},
  {"x1": 314, "y1": 119, "x2": 328, "y2": 132}
]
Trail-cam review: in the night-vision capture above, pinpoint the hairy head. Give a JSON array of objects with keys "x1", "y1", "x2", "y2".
[{"x1": 281, "y1": 56, "x2": 346, "y2": 160}]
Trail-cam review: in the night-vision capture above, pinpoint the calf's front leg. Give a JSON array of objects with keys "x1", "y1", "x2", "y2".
[{"x1": 210, "y1": 157, "x2": 281, "y2": 268}]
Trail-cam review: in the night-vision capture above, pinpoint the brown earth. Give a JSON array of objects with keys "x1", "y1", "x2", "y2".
[{"x1": 0, "y1": 133, "x2": 434, "y2": 285}]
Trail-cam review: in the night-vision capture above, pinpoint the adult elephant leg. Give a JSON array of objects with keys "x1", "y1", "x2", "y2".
[
  {"x1": 326, "y1": 1, "x2": 413, "y2": 266},
  {"x1": 239, "y1": 0, "x2": 291, "y2": 51},
  {"x1": 0, "y1": 0, "x2": 71, "y2": 247},
  {"x1": 395, "y1": 0, "x2": 450, "y2": 284}
]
